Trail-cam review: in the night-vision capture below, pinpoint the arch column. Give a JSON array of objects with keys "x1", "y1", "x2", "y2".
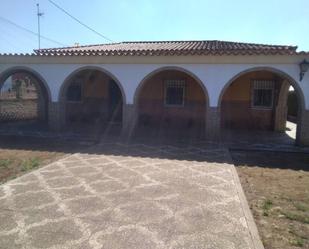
[
  {"x1": 121, "y1": 103, "x2": 137, "y2": 139},
  {"x1": 297, "y1": 75, "x2": 309, "y2": 146},
  {"x1": 274, "y1": 80, "x2": 290, "y2": 132},
  {"x1": 205, "y1": 107, "x2": 221, "y2": 140},
  {"x1": 48, "y1": 102, "x2": 63, "y2": 131},
  {"x1": 297, "y1": 110, "x2": 309, "y2": 146}
]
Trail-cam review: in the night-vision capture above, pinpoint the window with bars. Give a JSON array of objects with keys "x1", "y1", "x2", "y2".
[
  {"x1": 164, "y1": 80, "x2": 185, "y2": 106},
  {"x1": 252, "y1": 80, "x2": 274, "y2": 108}
]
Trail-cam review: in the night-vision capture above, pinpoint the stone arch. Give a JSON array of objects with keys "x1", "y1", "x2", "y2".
[
  {"x1": 217, "y1": 66, "x2": 306, "y2": 145},
  {"x1": 58, "y1": 66, "x2": 126, "y2": 135},
  {"x1": 0, "y1": 66, "x2": 51, "y2": 103},
  {"x1": 58, "y1": 66, "x2": 126, "y2": 104},
  {"x1": 0, "y1": 66, "x2": 51, "y2": 124},
  {"x1": 133, "y1": 66, "x2": 209, "y2": 139},
  {"x1": 217, "y1": 67, "x2": 305, "y2": 110},
  {"x1": 134, "y1": 66, "x2": 209, "y2": 107}
]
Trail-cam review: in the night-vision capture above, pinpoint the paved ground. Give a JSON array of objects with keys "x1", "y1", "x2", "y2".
[
  {"x1": 2, "y1": 121, "x2": 307, "y2": 154},
  {"x1": 0, "y1": 142, "x2": 263, "y2": 249}
]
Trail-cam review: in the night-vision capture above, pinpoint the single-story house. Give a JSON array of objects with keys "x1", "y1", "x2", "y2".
[{"x1": 0, "y1": 40, "x2": 309, "y2": 145}]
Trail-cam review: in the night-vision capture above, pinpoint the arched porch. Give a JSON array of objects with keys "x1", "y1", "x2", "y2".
[
  {"x1": 218, "y1": 68, "x2": 305, "y2": 146},
  {"x1": 59, "y1": 68, "x2": 125, "y2": 137},
  {"x1": 0, "y1": 67, "x2": 50, "y2": 133},
  {"x1": 133, "y1": 68, "x2": 209, "y2": 141}
]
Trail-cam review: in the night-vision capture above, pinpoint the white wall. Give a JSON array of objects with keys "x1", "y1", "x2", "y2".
[{"x1": 0, "y1": 63, "x2": 308, "y2": 109}]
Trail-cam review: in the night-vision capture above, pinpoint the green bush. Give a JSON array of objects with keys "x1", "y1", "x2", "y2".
[
  {"x1": 0, "y1": 159, "x2": 12, "y2": 168},
  {"x1": 21, "y1": 158, "x2": 40, "y2": 172}
]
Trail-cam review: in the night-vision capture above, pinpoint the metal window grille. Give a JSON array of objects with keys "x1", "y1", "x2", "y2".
[
  {"x1": 253, "y1": 80, "x2": 274, "y2": 89},
  {"x1": 252, "y1": 80, "x2": 274, "y2": 108},
  {"x1": 164, "y1": 80, "x2": 185, "y2": 106}
]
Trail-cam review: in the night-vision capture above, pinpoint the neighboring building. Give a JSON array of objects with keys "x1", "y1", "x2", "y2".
[
  {"x1": 0, "y1": 40, "x2": 309, "y2": 145},
  {"x1": 0, "y1": 73, "x2": 38, "y2": 99}
]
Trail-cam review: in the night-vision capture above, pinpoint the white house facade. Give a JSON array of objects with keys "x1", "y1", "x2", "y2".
[{"x1": 0, "y1": 40, "x2": 308, "y2": 145}]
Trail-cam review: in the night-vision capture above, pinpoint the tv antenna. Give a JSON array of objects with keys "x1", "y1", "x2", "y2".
[{"x1": 36, "y1": 3, "x2": 44, "y2": 49}]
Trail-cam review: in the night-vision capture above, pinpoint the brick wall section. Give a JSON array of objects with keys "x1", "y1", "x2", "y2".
[
  {"x1": 297, "y1": 110, "x2": 309, "y2": 146},
  {"x1": 66, "y1": 99, "x2": 109, "y2": 123},
  {"x1": 48, "y1": 102, "x2": 64, "y2": 131},
  {"x1": 206, "y1": 107, "x2": 221, "y2": 140},
  {"x1": 0, "y1": 99, "x2": 38, "y2": 121}
]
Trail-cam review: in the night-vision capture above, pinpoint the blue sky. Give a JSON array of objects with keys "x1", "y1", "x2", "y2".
[{"x1": 0, "y1": 0, "x2": 308, "y2": 53}]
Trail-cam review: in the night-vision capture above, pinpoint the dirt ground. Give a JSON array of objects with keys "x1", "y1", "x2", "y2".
[
  {"x1": 0, "y1": 136, "x2": 89, "y2": 184},
  {"x1": 231, "y1": 150, "x2": 309, "y2": 249}
]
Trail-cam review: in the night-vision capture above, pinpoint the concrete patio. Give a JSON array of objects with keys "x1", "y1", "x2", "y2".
[{"x1": 0, "y1": 142, "x2": 263, "y2": 249}]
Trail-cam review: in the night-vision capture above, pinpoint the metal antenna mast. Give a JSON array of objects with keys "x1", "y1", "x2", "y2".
[{"x1": 36, "y1": 3, "x2": 44, "y2": 49}]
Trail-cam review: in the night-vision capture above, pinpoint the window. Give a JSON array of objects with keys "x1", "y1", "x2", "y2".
[
  {"x1": 66, "y1": 80, "x2": 82, "y2": 102},
  {"x1": 252, "y1": 80, "x2": 274, "y2": 108},
  {"x1": 164, "y1": 80, "x2": 185, "y2": 106}
]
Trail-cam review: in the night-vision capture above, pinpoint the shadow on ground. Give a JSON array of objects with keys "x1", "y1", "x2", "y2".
[
  {"x1": 0, "y1": 135, "x2": 91, "y2": 154},
  {"x1": 0, "y1": 122, "x2": 307, "y2": 166},
  {"x1": 0, "y1": 135, "x2": 232, "y2": 164},
  {"x1": 231, "y1": 149, "x2": 309, "y2": 172}
]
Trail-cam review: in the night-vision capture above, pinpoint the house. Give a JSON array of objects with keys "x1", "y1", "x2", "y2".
[{"x1": 0, "y1": 40, "x2": 308, "y2": 145}]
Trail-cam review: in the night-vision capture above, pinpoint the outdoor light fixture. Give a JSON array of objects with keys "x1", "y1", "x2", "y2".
[{"x1": 299, "y1": 59, "x2": 309, "y2": 81}]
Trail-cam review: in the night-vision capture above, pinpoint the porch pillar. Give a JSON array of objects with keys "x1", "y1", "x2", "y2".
[
  {"x1": 274, "y1": 80, "x2": 289, "y2": 132},
  {"x1": 206, "y1": 107, "x2": 221, "y2": 140},
  {"x1": 121, "y1": 103, "x2": 137, "y2": 139},
  {"x1": 37, "y1": 94, "x2": 47, "y2": 122},
  {"x1": 297, "y1": 109, "x2": 309, "y2": 146},
  {"x1": 48, "y1": 101, "x2": 65, "y2": 131}
]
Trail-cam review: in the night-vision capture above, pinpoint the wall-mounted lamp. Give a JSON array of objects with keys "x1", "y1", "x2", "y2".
[{"x1": 299, "y1": 59, "x2": 309, "y2": 81}]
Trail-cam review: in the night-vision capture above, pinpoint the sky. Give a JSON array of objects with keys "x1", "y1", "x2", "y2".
[{"x1": 0, "y1": 0, "x2": 309, "y2": 54}]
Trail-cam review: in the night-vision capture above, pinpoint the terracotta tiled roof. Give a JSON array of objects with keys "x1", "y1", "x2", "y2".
[
  {"x1": 32, "y1": 40, "x2": 301, "y2": 56},
  {"x1": 1, "y1": 40, "x2": 307, "y2": 57}
]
